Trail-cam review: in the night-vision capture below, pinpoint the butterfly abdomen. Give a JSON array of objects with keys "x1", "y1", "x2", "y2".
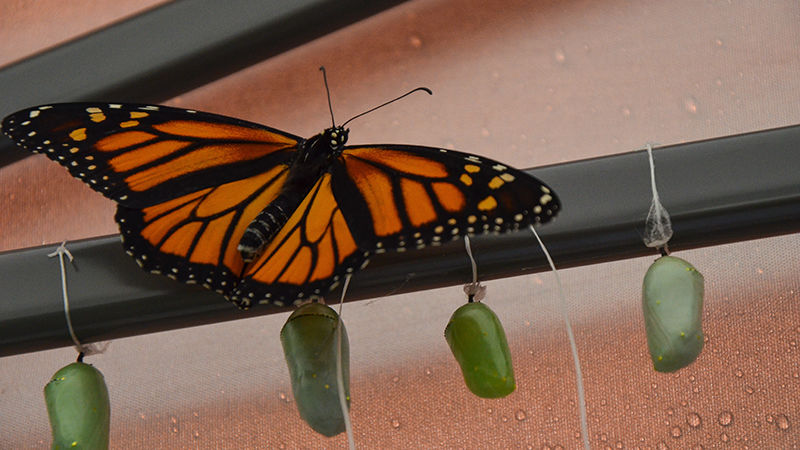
[
  {"x1": 238, "y1": 132, "x2": 337, "y2": 262},
  {"x1": 238, "y1": 194, "x2": 299, "y2": 262}
]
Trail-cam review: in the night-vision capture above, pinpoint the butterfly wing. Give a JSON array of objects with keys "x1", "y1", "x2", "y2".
[
  {"x1": 3, "y1": 103, "x2": 302, "y2": 297},
  {"x1": 234, "y1": 172, "x2": 367, "y2": 308},
  {"x1": 2, "y1": 103, "x2": 300, "y2": 207},
  {"x1": 234, "y1": 144, "x2": 559, "y2": 307},
  {"x1": 332, "y1": 145, "x2": 559, "y2": 251}
]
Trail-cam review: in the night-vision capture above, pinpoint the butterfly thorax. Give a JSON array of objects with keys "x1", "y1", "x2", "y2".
[{"x1": 236, "y1": 126, "x2": 350, "y2": 263}]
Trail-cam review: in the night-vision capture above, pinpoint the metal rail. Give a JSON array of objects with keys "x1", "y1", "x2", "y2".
[{"x1": 2, "y1": 124, "x2": 799, "y2": 356}]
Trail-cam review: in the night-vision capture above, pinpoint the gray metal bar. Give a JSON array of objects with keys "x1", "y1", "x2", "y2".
[
  {"x1": 0, "y1": 0, "x2": 407, "y2": 167},
  {"x1": 2, "y1": 124, "x2": 798, "y2": 356}
]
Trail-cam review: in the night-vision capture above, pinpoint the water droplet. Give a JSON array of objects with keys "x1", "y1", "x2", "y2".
[
  {"x1": 621, "y1": 107, "x2": 631, "y2": 117},
  {"x1": 671, "y1": 426, "x2": 683, "y2": 438},
  {"x1": 714, "y1": 78, "x2": 723, "y2": 87},
  {"x1": 554, "y1": 48, "x2": 566, "y2": 64},
  {"x1": 734, "y1": 369, "x2": 743, "y2": 378},
  {"x1": 170, "y1": 416, "x2": 179, "y2": 433},
  {"x1": 515, "y1": 410, "x2": 527, "y2": 421},
  {"x1": 714, "y1": 38, "x2": 724, "y2": 47},
  {"x1": 192, "y1": 411, "x2": 199, "y2": 418},
  {"x1": 718, "y1": 411, "x2": 733, "y2": 426},
  {"x1": 683, "y1": 97, "x2": 698, "y2": 114},
  {"x1": 775, "y1": 414, "x2": 790, "y2": 431},
  {"x1": 391, "y1": 418, "x2": 401, "y2": 429},
  {"x1": 139, "y1": 412, "x2": 146, "y2": 420},
  {"x1": 192, "y1": 430, "x2": 200, "y2": 439},
  {"x1": 481, "y1": 128, "x2": 490, "y2": 137},
  {"x1": 424, "y1": 367, "x2": 433, "y2": 376},
  {"x1": 687, "y1": 412, "x2": 702, "y2": 428},
  {"x1": 409, "y1": 35, "x2": 422, "y2": 48},
  {"x1": 745, "y1": 385, "x2": 754, "y2": 395},
  {"x1": 501, "y1": 415, "x2": 509, "y2": 423},
  {"x1": 278, "y1": 391, "x2": 290, "y2": 402},
  {"x1": 688, "y1": 375, "x2": 696, "y2": 382},
  {"x1": 720, "y1": 432, "x2": 729, "y2": 442},
  {"x1": 487, "y1": 407, "x2": 493, "y2": 415}
]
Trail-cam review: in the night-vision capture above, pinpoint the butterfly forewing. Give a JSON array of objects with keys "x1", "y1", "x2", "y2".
[
  {"x1": 333, "y1": 145, "x2": 559, "y2": 252},
  {"x1": 1, "y1": 104, "x2": 301, "y2": 207}
]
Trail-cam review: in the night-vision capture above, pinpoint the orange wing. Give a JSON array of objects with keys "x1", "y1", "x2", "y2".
[
  {"x1": 117, "y1": 165, "x2": 289, "y2": 293},
  {"x1": 233, "y1": 172, "x2": 367, "y2": 308},
  {"x1": 3, "y1": 103, "x2": 303, "y2": 298},
  {"x1": 2, "y1": 103, "x2": 300, "y2": 207},
  {"x1": 331, "y1": 145, "x2": 559, "y2": 252}
]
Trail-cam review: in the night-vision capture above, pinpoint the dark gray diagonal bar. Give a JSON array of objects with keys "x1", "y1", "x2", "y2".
[
  {"x1": 2, "y1": 124, "x2": 798, "y2": 356},
  {"x1": 0, "y1": 0, "x2": 407, "y2": 167}
]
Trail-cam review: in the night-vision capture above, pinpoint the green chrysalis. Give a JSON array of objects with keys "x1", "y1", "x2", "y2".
[
  {"x1": 642, "y1": 255, "x2": 705, "y2": 372},
  {"x1": 44, "y1": 362, "x2": 110, "y2": 450},
  {"x1": 445, "y1": 301, "x2": 515, "y2": 398},
  {"x1": 280, "y1": 302, "x2": 350, "y2": 437}
]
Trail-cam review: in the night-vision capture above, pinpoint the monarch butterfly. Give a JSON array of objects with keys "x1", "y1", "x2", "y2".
[
  {"x1": 44, "y1": 362, "x2": 111, "y2": 449},
  {"x1": 2, "y1": 89, "x2": 560, "y2": 308},
  {"x1": 280, "y1": 302, "x2": 349, "y2": 437},
  {"x1": 642, "y1": 255, "x2": 705, "y2": 372}
]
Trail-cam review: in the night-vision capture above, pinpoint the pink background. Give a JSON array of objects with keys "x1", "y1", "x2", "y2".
[{"x1": 1, "y1": 1, "x2": 799, "y2": 447}]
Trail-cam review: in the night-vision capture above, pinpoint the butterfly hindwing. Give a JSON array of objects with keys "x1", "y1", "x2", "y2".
[
  {"x1": 1, "y1": 103, "x2": 301, "y2": 207},
  {"x1": 118, "y1": 165, "x2": 290, "y2": 295},
  {"x1": 332, "y1": 145, "x2": 559, "y2": 252},
  {"x1": 234, "y1": 173, "x2": 367, "y2": 307}
]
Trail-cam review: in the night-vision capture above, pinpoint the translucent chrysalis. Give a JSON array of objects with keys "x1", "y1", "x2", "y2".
[
  {"x1": 280, "y1": 302, "x2": 350, "y2": 437},
  {"x1": 445, "y1": 301, "x2": 515, "y2": 398},
  {"x1": 642, "y1": 255, "x2": 705, "y2": 372},
  {"x1": 44, "y1": 362, "x2": 110, "y2": 450}
]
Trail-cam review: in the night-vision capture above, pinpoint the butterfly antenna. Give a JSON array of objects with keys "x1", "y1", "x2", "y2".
[
  {"x1": 320, "y1": 66, "x2": 337, "y2": 127},
  {"x1": 341, "y1": 87, "x2": 432, "y2": 128}
]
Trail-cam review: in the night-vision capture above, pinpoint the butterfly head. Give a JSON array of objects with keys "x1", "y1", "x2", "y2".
[{"x1": 323, "y1": 126, "x2": 349, "y2": 151}]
